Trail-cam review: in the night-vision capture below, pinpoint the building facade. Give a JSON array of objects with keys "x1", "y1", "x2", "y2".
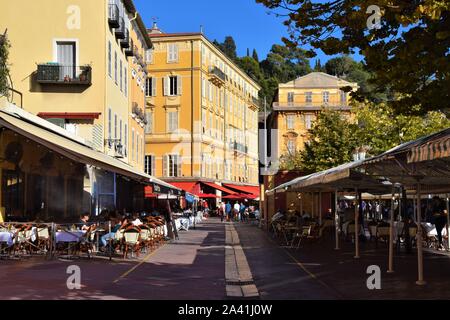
[
  {"x1": 0, "y1": 0, "x2": 153, "y2": 214},
  {"x1": 272, "y1": 72, "x2": 358, "y2": 160},
  {"x1": 144, "y1": 26, "x2": 261, "y2": 192}
]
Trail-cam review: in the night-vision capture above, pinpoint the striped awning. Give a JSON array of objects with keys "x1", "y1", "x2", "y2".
[{"x1": 407, "y1": 133, "x2": 450, "y2": 163}]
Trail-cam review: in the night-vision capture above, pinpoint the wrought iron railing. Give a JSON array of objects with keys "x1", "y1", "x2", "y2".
[{"x1": 36, "y1": 64, "x2": 92, "y2": 85}]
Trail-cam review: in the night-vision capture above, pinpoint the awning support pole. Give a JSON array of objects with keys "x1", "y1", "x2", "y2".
[
  {"x1": 416, "y1": 183, "x2": 426, "y2": 285},
  {"x1": 446, "y1": 194, "x2": 450, "y2": 250},
  {"x1": 354, "y1": 187, "x2": 360, "y2": 259},
  {"x1": 319, "y1": 191, "x2": 322, "y2": 226},
  {"x1": 387, "y1": 186, "x2": 395, "y2": 273},
  {"x1": 335, "y1": 189, "x2": 340, "y2": 250}
]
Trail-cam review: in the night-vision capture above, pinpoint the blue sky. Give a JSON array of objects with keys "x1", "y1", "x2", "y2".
[{"x1": 134, "y1": 0, "x2": 362, "y2": 67}]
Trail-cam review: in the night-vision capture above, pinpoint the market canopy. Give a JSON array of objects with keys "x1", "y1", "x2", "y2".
[{"x1": 223, "y1": 184, "x2": 260, "y2": 198}]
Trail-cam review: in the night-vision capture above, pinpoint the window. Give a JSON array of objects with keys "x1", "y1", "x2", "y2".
[
  {"x1": 145, "y1": 111, "x2": 153, "y2": 134},
  {"x1": 119, "y1": 60, "x2": 123, "y2": 91},
  {"x1": 144, "y1": 155, "x2": 155, "y2": 175},
  {"x1": 136, "y1": 133, "x2": 139, "y2": 162},
  {"x1": 323, "y1": 91, "x2": 329, "y2": 103},
  {"x1": 209, "y1": 82, "x2": 213, "y2": 102},
  {"x1": 114, "y1": 114, "x2": 117, "y2": 139},
  {"x1": 305, "y1": 92, "x2": 312, "y2": 104},
  {"x1": 209, "y1": 112, "x2": 213, "y2": 136},
  {"x1": 167, "y1": 111, "x2": 178, "y2": 132},
  {"x1": 108, "y1": 108, "x2": 112, "y2": 142},
  {"x1": 167, "y1": 43, "x2": 179, "y2": 63},
  {"x1": 202, "y1": 77, "x2": 206, "y2": 98},
  {"x1": 146, "y1": 49, "x2": 153, "y2": 64},
  {"x1": 114, "y1": 52, "x2": 117, "y2": 84},
  {"x1": 340, "y1": 90, "x2": 347, "y2": 104},
  {"x1": 288, "y1": 92, "x2": 294, "y2": 104},
  {"x1": 146, "y1": 77, "x2": 156, "y2": 97},
  {"x1": 124, "y1": 67, "x2": 127, "y2": 96},
  {"x1": 108, "y1": 41, "x2": 112, "y2": 77},
  {"x1": 286, "y1": 114, "x2": 295, "y2": 130},
  {"x1": 164, "y1": 75, "x2": 182, "y2": 96},
  {"x1": 124, "y1": 124, "x2": 128, "y2": 155},
  {"x1": 163, "y1": 154, "x2": 181, "y2": 177},
  {"x1": 287, "y1": 140, "x2": 296, "y2": 154},
  {"x1": 119, "y1": 119, "x2": 123, "y2": 142},
  {"x1": 305, "y1": 114, "x2": 314, "y2": 129},
  {"x1": 202, "y1": 109, "x2": 206, "y2": 133},
  {"x1": 132, "y1": 128, "x2": 135, "y2": 161}
]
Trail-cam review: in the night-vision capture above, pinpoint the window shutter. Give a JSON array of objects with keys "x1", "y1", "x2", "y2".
[
  {"x1": 163, "y1": 76, "x2": 169, "y2": 96},
  {"x1": 163, "y1": 155, "x2": 168, "y2": 177},
  {"x1": 151, "y1": 77, "x2": 157, "y2": 96},
  {"x1": 151, "y1": 155, "x2": 156, "y2": 176},
  {"x1": 177, "y1": 75, "x2": 182, "y2": 95},
  {"x1": 177, "y1": 155, "x2": 182, "y2": 177},
  {"x1": 174, "y1": 44, "x2": 179, "y2": 61}
]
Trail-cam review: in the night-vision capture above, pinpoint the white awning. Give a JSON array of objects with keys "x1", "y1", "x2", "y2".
[{"x1": 0, "y1": 109, "x2": 179, "y2": 192}]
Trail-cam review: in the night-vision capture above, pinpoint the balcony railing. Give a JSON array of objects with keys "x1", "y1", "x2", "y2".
[
  {"x1": 251, "y1": 96, "x2": 260, "y2": 109},
  {"x1": 124, "y1": 40, "x2": 134, "y2": 57},
  {"x1": 208, "y1": 66, "x2": 226, "y2": 87},
  {"x1": 108, "y1": 4, "x2": 120, "y2": 28},
  {"x1": 229, "y1": 141, "x2": 248, "y2": 154},
  {"x1": 115, "y1": 17, "x2": 125, "y2": 39},
  {"x1": 120, "y1": 29, "x2": 130, "y2": 48},
  {"x1": 36, "y1": 64, "x2": 92, "y2": 85},
  {"x1": 272, "y1": 101, "x2": 350, "y2": 110}
]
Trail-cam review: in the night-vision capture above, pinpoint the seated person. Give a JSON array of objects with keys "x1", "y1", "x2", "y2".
[
  {"x1": 79, "y1": 213, "x2": 91, "y2": 231},
  {"x1": 100, "y1": 217, "x2": 129, "y2": 248},
  {"x1": 131, "y1": 212, "x2": 143, "y2": 226}
]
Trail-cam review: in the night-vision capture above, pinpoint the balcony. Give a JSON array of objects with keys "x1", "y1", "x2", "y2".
[
  {"x1": 108, "y1": 4, "x2": 120, "y2": 28},
  {"x1": 229, "y1": 141, "x2": 248, "y2": 154},
  {"x1": 250, "y1": 96, "x2": 260, "y2": 110},
  {"x1": 105, "y1": 139, "x2": 124, "y2": 158},
  {"x1": 36, "y1": 64, "x2": 92, "y2": 85},
  {"x1": 124, "y1": 40, "x2": 134, "y2": 57},
  {"x1": 115, "y1": 17, "x2": 125, "y2": 39},
  {"x1": 208, "y1": 66, "x2": 226, "y2": 87},
  {"x1": 120, "y1": 29, "x2": 130, "y2": 48},
  {"x1": 272, "y1": 101, "x2": 351, "y2": 111}
]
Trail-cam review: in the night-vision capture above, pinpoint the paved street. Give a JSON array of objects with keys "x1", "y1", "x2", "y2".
[{"x1": 1, "y1": 218, "x2": 450, "y2": 300}]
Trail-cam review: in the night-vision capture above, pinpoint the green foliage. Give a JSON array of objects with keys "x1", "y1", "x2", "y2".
[
  {"x1": 325, "y1": 56, "x2": 392, "y2": 103},
  {"x1": 280, "y1": 104, "x2": 450, "y2": 172},
  {"x1": 280, "y1": 109, "x2": 359, "y2": 173},
  {"x1": 256, "y1": 0, "x2": 450, "y2": 115},
  {"x1": 0, "y1": 34, "x2": 10, "y2": 97},
  {"x1": 355, "y1": 103, "x2": 450, "y2": 156},
  {"x1": 252, "y1": 49, "x2": 259, "y2": 62}
]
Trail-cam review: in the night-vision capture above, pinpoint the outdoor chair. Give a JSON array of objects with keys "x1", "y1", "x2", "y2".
[
  {"x1": 36, "y1": 225, "x2": 51, "y2": 253},
  {"x1": 290, "y1": 225, "x2": 312, "y2": 249},
  {"x1": 139, "y1": 225, "x2": 152, "y2": 252},
  {"x1": 375, "y1": 225, "x2": 390, "y2": 247},
  {"x1": 123, "y1": 227, "x2": 141, "y2": 259},
  {"x1": 346, "y1": 223, "x2": 356, "y2": 242},
  {"x1": 14, "y1": 224, "x2": 34, "y2": 255}
]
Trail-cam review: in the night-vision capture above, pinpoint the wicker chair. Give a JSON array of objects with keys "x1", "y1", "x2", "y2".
[{"x1": 123, "y1": 227, "x2": 141, "y2": 259}]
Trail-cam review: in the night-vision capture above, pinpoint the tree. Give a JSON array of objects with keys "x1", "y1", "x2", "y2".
[
  {"x1": 0, "y1": 31, "x2": 10, "y2": 97},
  {"x1": 281, "y1": 109, "x2": 359, "y2": 173},
  {"x1": 252, "y1": 49, "x2": 259, "y2": 62},
  {"x1": 256, "y1": 0, "x2": 450, "y2": 115},
  {"x1": 236, "y1": 56, "x2": 263, "y2": 83},
  {"x1": 314, "y1": 59, "x2": 324, "y2": 72},
  {"x1": 325, "y1": 56, "x2": 391, "y2": 103},
  {"x1": 355, "y1": 103, "x2": 450, "y2": 156},
  {"x1": 221, "y1": 36, "x2": 238, "y2": 61}
]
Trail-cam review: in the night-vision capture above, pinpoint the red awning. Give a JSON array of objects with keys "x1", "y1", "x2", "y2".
[
  {"x1": 201, "y1": 182, "x2": 237, "y2": 194},
  {"x1": 222, "y1": 193, "x2": 257, "y2": 200},
  {"x1": 223, "y1": 184, "x2": 260, "y2": 196},
  {"x1": 170, "y1": 182, "x2": 198, "y2": 194},
  {"x1": 198, "y1": 193, "x2": 219, "y2": 198},
  {"x1": 38, "y1": 112, "x2": 101, "y2": 119}
]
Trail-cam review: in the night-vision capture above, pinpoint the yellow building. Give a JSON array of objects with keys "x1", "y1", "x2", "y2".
[
  {"x1": 272, "y1": 72, "x2": 358, "y2": 159},
  {"x1": 0, "y1": 0, "x2": 152, "y2": 213},
  {"x1": 0, "y1": 0, "x2": 151, "y2": 170},
  {"x1": 144, "y1": 25, "x2": 261, "y2": 195}
]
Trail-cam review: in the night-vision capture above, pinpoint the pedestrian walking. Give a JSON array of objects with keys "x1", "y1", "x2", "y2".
[{"x1": 225, "y1": 202, "x2": 232, "y2": 222}]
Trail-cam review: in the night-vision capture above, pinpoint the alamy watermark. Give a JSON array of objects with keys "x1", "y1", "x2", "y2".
[
  {"x1": 366, "y1": 5, "x2": 382, "y2": 30},
  {"x1": 366, "y1": 265, "x2": 381, "y2": 290},
  {"x1": 66, "y1": 265, "x2": 81, "y2": 290}
]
